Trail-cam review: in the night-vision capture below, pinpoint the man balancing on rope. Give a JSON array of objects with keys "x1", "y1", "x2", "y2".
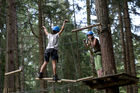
[
  {"x1": 38, "y1": 19, "x2": 68, "y2": 82},
  {"x1": 84, "y1": 31, "x2": 103, "y2": 77}
]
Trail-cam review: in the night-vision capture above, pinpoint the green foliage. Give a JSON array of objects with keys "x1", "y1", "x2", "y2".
[{"x1": 1, "y1": 0, "x2": 140, "y2": 92}]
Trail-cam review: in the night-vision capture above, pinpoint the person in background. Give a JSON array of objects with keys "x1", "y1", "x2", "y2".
[{"x1": 84, "y1": 31, "x2": 103, "y2": 77}]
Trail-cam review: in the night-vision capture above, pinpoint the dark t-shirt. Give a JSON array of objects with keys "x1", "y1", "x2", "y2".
[
  {"x1": 87, "y1": 37, "x2": 101, "y2": 53},
  {"x1": 93, "y1": 38, "x2": 101, "y2": 53}
]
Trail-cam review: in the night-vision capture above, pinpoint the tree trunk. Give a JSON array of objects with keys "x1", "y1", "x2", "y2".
[
  {"x1": 118, "y1": 3, "x2": 131, "y2": 93},
  {"x1": 14, "y1": 8, "x2": 20, "y2": 92},
  {"x1": 20, "y1": 33, "x2": 25, "y2": 92},
  {"x1": 123, "y1": 0, "x2": 138, "y2": 93},
  {"x1": 75, "y1": 32, "x2": 82, "y2": 78},
  {"x1": 38, "y1": 0, "x2": 47, "y2": 93},
  {"x1": 123, "y1": 1, "x2": 132, "y2": 92},
  {"x1": 118, "y1": 1, "x2": 127, "y2": 75},
  {"x1": 0, "y1": 60, "x2": 3, "y2": 93},
  {"x1": 86, "y1": 0, "x2": 91, "y2": 30},
  {"x1": 3, "y1": 0, "x2": 17, "y2": 92},
  {"x1": 72, "y1": 0, "x2": 77, "y2": 27},
  {"x1": 86, "y1": 0, "x2": 97, "y2": 76},
  {"x1": 72, "y1": 0, "x2": 82, "y2": 78},
  {"x1": 95, "y1": 0, "x2": 119, "y2": 93}
]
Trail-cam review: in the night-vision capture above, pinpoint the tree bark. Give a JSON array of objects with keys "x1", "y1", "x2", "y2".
[
  {"x1": 86, "y1": 0, "x2": 97, "y2": 76},
  {"x1": 0, "y1": 60, "x2": 3, "y2": 93},
  {"x1": 3, "y1": 0, "x2": 17, "y2": 92},
  {"x1": 118, "y1": 1, "x2": 127, "y2": 75},
  {"x1": 123, "y1": 0, "x2": 138, "y2": 93},
  {"x1": 14, "y1": 8, "x2": 20, "y2": 92},
  {"x1": 95, "y1": 0, "x2": 119, "y2": 93},
  {"x1": 118, "y1": 3, "x2": 132, "y2": 93},
  {"x1": 86, "y1": 0, "x2": 91, "y2": 30},
  {"x1": 20, "y1": 33, "x2": 25, "y2": 92},
  {"x1": 38, "y1": 0, "x2": 47, "y2": 93},
  {"x1": 72, "y1": 0, "x2": 82, "y2": 78}
]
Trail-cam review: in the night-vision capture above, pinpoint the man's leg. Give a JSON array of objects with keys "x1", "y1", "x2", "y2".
[
  {"x1": 94, "y1": 54, "x2": 102, "y2": 77},
  {"x1": 40, "y1": 61, "x2": 48, "y2": 73},
  {"x1": 52, "y1": 60, "x2": 59, "y2": 82},
  {"x1": 51, "y1": 49, "x2": 59, "y2": 82},
  {"x1": 38, "y1": 61, "x2": 48, "y2": 78},
  {"x1": 52, "y1": 60, "x2": 56, "y2": 75},
  {"x1": 97, "y1": 69, "x2": 103, "y2": 77}
]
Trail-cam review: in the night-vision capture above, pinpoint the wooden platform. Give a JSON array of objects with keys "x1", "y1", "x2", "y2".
[
  {"x1": 35, "y1": 73, "x2": 139, "y2": 89},
  {"x1": 80, "y1": 73, "x2": 139, "y2": 89}
]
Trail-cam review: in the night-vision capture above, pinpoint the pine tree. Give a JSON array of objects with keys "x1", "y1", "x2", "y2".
[
  {"x1": 3, "y1": 0, "x2": 17, "y2": 92},
  {"x1": 95, "y1": 0, "x2": 119, "y2": 92},
  {"x1": 123, "y1": 0, "x2": 138, "y2": 93}
]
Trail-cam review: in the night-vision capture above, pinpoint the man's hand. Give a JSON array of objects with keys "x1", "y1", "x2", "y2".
[
  {"x1": 42, "y1": 26, "x2": 46, "y2": 29},
  {"x1": 42, "y1": 26, "x2": 48, "y2": 35},
  {"x1": 58, "y1": 19, "x2": 68, "y2": 35}
]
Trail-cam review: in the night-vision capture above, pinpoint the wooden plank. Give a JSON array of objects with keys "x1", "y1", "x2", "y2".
[
  {"x1": 71, "y1": 23, "x2": 101, "y2": 32},
  {"x1": 77, "y1": 76, "x2": 93, "y2": 82},
  {"x1": 36, "y1": 78, "x2": 77, "y2": 83},
  {"x1": 35, "y1": 78, "x2": 53, "y2": 80},
  {"x1": 47, "y1": 80, "x2": 62, "y2": 83},
  {"x1": 5, "y1": 67, "x2": 22, "y2": 76},
  {"x1": 48, "y1": 79, "x2": 77, "y2": 83},
  {"x1": 61, "y1": 79, "x2": 77, "y2": 82}
]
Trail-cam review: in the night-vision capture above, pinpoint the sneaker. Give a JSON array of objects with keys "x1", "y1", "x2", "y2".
[
  {"x1": 53, "y1": 74, "x2": 59, "y2": 82},
  {"x1": 38, "y1": 72, "x2": 43, "y2": 78}
]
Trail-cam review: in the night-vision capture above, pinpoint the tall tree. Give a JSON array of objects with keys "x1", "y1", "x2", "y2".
[
  {"x1": 123, "y1": 0, "x2": 138, "y2": 93},
  {"x1": 15, "y1": 3, "x2": 20, "y2": 92},
  {"x1": 117, "y1": 2, "x2": 131, "y2": 93},
  {"x1": 20, "y1": 38, "x2": 25, "y2": 92},
  {"x1": 86, "y1": 0, "x2": 91, "y2": 30},
  {"x1": 38, "y1": 0, "x2": 47, "y2": 92},
  {"x1": 86, "y1": 0, "x2": 97, "y2": 76},
  {"x1": 3, "y1": 0, "x2": 17, "y2": 92},
  {"x1": 95, "y1": 0, "x2": 119, "y2": 93},
  {"x1": 117, "y1": 1, "x2": 127, "y2": 75},
  {"x1": 0, "y1": 0, "x2": 6, "y2": 92},
  {"x1": 72, "y1": 0, "x2": 82, "y2": 79}
]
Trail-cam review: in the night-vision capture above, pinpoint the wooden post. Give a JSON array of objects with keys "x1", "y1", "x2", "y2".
[{"x1": 71, "y1": 23, "x2": 101, "y2": 32}]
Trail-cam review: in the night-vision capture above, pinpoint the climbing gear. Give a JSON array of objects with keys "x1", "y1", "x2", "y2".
[
  {"x1": 86, "y1": 31, "x2": 93, "y2": 36},
  {"x1": 52, "y1": 26, "x2": 60, "y2": 32}
]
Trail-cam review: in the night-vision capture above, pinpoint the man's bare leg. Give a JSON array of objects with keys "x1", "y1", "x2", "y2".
[
  {"x1": 40, "y1": 61, "x2": 48, "y2": 73},
  {"x1": 52, "y1": 60, "x2": 56, "y2": 75},
  {"x1": 39, "y1": 61, "x2": 48, "y2": 78}
]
